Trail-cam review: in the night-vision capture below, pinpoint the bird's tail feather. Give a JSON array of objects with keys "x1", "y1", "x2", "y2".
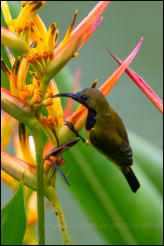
[{"x1": 122, "y1": 167, "x2": 140, "y2": 193}]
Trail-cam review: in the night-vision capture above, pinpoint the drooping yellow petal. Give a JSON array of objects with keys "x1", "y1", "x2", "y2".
[
  {"x1": 1, "y1": 1, "x2": 15, "y2": 32},
  {"x1": 17, "y1": 57, "x2": 29, "y2": 92},
  {"x1": 30, "y1": 23, "x2": 45, "y2": 55},
  {"x1": 33, "y1": 14, "x2": 47, "y2": 39},
  {"x1": 10, "y1": 56, "x2": 21, "y2": 96},
  {"x1": 18, "y1": 123, "x2": 36, "y2": 165},
  {"x1": 47, "y1": 23, "x2": 57, "y2": 55},
  {"x1": 46, "y1": 79, "x2": 64, "y2": 129}
]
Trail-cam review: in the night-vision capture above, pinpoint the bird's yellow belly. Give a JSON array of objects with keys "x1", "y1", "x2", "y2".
[{"x1": 85, "y1": 128, "x2": 121, "y2": 170}]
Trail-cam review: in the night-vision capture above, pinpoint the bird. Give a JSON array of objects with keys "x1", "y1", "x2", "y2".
[{"x1": 54, "y1": 88, "x2": 140, "y2": 192}]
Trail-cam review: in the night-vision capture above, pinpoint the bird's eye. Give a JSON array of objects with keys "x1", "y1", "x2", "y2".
[{"x1": 80, "y1": 95, "x2": 88, "y2": 101}]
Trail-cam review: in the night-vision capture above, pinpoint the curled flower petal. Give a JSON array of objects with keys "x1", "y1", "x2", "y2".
[{"x1": 109, "y1": 51, "x2": 163, "y2": 113}]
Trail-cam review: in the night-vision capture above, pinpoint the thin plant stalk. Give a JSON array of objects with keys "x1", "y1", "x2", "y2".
[
  {"x1": 46, "y1": 187, "x2": 72, "y2": 245},
  {"x1": 33, "y1": 132, "x2": 45, "y2": 245}
]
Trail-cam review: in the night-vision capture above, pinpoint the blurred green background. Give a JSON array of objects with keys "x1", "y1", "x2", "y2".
[{"x1": 1, "y1": 1, "x2": 163, "y2": 245}]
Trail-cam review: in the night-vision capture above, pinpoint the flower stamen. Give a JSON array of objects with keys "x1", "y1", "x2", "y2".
[
  {"x1": 10, "y1": 56, "x2": 21, "y2": 96},
  {"x1": 47, "y1": 23, "x2": 57, "y2": 57}
]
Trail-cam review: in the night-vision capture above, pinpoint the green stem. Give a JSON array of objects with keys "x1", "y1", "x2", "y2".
[
  {"x1": 33, "y1": 132, "x2": 45, "y2": 245},
  {"x1": 45, "y1": 187, "x2": 72, "y2": 245}
]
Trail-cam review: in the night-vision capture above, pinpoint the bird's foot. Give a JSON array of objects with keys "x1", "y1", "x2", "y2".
[{"x1": 64, "y1": 120, "x2": 88, "y2": 145}]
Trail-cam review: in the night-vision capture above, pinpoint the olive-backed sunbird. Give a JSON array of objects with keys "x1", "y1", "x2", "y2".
[{"x1": 55, "y1": 88, "x2": 140, "y2": 192}]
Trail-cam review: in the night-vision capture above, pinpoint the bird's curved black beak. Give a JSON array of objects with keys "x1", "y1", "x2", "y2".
[
  {"x1": 54, "y1": 90, "x2": 89, "y2": 108},
  {"x1": 54, "y1": 92, "x2": 80, "y2": 102}
]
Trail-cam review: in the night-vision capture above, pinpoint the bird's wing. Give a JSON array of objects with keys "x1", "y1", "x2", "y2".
[{"x1": 89, "y1": 128, "x2": 133, "y2": 167}]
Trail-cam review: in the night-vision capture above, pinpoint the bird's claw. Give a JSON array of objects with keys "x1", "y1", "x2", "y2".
[
  {"x1": 64, "y1": 120, "x2": 74, "y2": 130},
  {"x1": 64, "y1": 120, "x2": 88, "y2": 144}
]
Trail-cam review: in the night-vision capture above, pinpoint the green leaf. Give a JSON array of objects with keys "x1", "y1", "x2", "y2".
[
  {"x1": 1, "y1": 180, "x2": 27, "y2": 245},
  {"x1": 62, "y1": 133, "x2": 162, "y2": 245}
]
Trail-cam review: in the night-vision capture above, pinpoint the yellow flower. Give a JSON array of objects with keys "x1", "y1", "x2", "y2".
[{"x1": 1, "y1": 1, "x2": 111, "y2": 136}]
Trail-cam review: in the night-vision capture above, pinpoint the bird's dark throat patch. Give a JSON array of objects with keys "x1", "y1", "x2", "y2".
[{"x1": 86, "y1": 109, "x2": 97, "y2": 130}]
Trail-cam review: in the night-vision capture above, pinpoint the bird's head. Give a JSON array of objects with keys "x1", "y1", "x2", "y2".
[{"x1": 54, "y1": 88, "x2": 108, "y2": 111}]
